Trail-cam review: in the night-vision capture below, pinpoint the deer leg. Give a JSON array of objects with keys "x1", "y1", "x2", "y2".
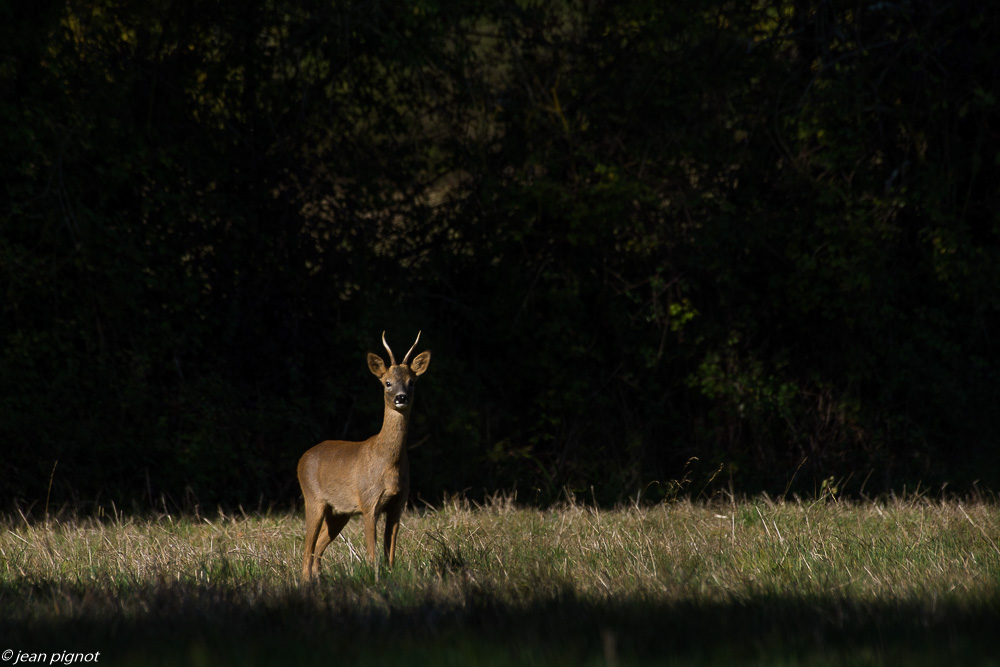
[
  {"x1": 384, "y1": 502, "x2": 403, "y2": 568},
  {"x1": 301, "y1": 501, "x2": 325, "y2": 582},
  {"x1": 362, "y1": 511, "x2": 378, "y2": 565},
  {"x1": 362, "y1": 510, "x2": 379, "y2": 579}
]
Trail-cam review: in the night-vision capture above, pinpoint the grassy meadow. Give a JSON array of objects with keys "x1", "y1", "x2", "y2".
[{"x1": 2, "y1": 495, "x2": 999, "y2": 666}]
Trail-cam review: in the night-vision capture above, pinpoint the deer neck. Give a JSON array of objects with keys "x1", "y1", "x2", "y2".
[{"x1": 376, "y1": 405, "x2": 409, "y2": 458}]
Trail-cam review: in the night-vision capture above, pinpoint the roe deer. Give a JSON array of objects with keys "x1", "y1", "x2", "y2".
[{"x1": 297, "y1": 331, "x2": 431, "y2": 582}]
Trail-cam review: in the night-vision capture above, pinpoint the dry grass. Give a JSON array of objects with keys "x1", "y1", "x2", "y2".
[{"x1": 2, "y1": 496, "x2": 999, "y2": 665}]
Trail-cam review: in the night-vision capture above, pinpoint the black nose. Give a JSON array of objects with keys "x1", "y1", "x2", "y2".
[{"x1": 394, "y1": 394, "x2": 409, "y2": 406}]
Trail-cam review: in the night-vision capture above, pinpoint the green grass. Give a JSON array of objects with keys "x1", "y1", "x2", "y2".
[{"x1": 2, "y1": 496, "x2": 999, "y2": 665}]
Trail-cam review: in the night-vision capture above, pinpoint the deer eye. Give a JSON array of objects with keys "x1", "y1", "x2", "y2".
[{"x1": 385, "y1": 380, "x2": 392, "y2": 388}]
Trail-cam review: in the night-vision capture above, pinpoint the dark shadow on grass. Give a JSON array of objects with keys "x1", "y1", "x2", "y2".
[{"x1": 2, "y1": 579, "x2": 999, "y2": 666}]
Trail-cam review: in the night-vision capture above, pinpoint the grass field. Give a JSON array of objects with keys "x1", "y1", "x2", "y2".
[{"x1": 2, "y1": 495, "x2": 999, "y2": 666}]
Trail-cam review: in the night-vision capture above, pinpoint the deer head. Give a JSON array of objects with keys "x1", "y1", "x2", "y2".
[{"x1": 367, "y1": 331, "x2": 431, "y2": 412}]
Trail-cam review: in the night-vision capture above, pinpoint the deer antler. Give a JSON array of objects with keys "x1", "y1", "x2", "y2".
[
  {"x1": 402, "y1": 330, "x2": 422, "y2": 365},
  {"x1": 381, "y1": 331, "x2": 397, "y2": 366}
]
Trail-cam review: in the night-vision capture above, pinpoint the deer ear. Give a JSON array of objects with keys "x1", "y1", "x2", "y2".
[
  {"x1": 367, "y1": 353, "x2": 387, "y2": 377},
  {"x1": 409, "y1": 350, "x2": 431, "y2": 376}
]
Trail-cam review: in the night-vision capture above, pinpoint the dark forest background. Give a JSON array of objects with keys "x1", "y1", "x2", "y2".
[{"x1": 3, "y1": 0, "x2": 999, "y2": 510}]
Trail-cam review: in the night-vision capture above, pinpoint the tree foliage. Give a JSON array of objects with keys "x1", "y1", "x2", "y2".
[{"x1": 3, "y1": 0, "x2": 999, "y2": 508}]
